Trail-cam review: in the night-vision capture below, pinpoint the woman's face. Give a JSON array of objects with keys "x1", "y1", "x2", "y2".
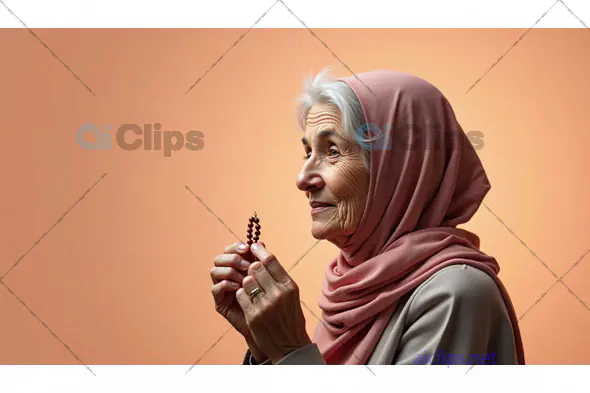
[{"x1": 296, "y1": 103, "x2": 370, "y2": 245}]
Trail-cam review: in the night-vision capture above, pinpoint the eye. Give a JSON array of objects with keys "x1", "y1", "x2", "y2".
[
  {"x1": 327, "y1": 147, "x2": 340, "y2": 157},
  {"x1": 303, "y1": 150, "x2": 311, "y2": 160}
]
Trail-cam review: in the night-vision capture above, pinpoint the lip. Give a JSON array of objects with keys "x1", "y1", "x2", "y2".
[
  {"x1": 310, "y1": 201, "x2": 335, "y2": 208},
  {"x1": 310, "y1": 201, "x2": 335, "y2": 215}
]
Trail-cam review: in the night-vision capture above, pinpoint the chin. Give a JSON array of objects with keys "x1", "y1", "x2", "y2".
[
  {"x1": 310, "y1": 227, "x2": 328, "y2": 240},
  {"x1": 311, "y1": 220, "x2": 358, "y2": 247},
  {"x1": 310, "y1": 222, "x2": 333, "y2": 240}
]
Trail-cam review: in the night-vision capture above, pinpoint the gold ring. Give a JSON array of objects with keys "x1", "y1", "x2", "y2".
[{"x1": 249, "y1": 287, "x2": 263, "y2": 301}]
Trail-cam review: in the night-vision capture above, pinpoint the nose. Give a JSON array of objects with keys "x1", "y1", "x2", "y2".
[{"x1": 296, "y1": 159, "x2": 325, "y2": 195}]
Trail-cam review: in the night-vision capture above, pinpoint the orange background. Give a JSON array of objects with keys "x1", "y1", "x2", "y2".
[{"x1": 0, "y1": 29, "x2": 589, "y2": 365}]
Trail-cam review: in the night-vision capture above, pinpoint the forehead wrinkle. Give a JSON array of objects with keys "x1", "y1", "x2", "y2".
[
  {"x1": 305, "y1": 113, "x2": 341, "y2": 129},
  {"x1": 307, "y1": 109, "x2": 339, "y2": 118},
  {"x1": 304, "y1": 126, "x2": 349, "y2": 147}
]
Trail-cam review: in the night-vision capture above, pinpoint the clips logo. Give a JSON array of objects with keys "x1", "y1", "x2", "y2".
[
  {"x1": 76, "y1": 123, "x2": 204, "y2": 157},
  {"x1": 76, "y1": 123, "x2": 113, "y2": 150}
]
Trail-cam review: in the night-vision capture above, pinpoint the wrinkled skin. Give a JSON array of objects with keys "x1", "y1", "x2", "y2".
[
  {"x1": 236, "y1": 243, "x2": 311, "y2": 364},
  {"x1": 210, "y1": 242, "x2": 269, "y2": 362},
  {"x1": 210, "y1": 104, "x2": 370, "y2": 363},
  {"x1": 296, "y1": 103, "x2": 370, "y2": 247}
]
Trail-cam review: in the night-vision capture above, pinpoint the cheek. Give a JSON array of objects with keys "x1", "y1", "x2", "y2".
[
  {"x1": 331, "y1": 160, "x2": 369, "y2": 200},
  {"x1": 328, "y1": 159, "x2": 370, "y2": 229}
]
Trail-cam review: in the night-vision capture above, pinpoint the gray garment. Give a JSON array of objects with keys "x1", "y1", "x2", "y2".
[{"x1": 243, "y1": 264, "x2": 518, "y2": 365}]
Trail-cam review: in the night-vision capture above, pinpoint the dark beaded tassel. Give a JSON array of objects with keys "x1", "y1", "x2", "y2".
[{"x1": 246, "y1": 212, "x2": 261, "y2": 246}]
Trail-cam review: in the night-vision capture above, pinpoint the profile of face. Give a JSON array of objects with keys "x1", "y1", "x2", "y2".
[{"x1": 296, "y1": 103, "x2": 370, "y2": 246}]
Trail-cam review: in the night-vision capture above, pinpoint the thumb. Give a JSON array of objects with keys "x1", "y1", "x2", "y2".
[
  {"x1": 253, "y1": 242, "x2": 268, "y2": 265},
  {"x1": 237, "y1": 242, "x2": 257, "y2": 263},
  {"x1": 238, "y1": 242, "x2": 266, "y2": 262}
]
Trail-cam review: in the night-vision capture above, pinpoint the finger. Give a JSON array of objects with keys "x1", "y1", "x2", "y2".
[
  {"x1": 214, "y1": 253, "x2": 251, "y2": 272},
  {"x1": 242, "y1": 275, "x2": 265, "y2": 304},
  {"x1": 211, "y1": 280, "x2": 240, "y2": 301},
  {"x1": 224, "y1": 241, "x2": 250, "y2": 255},
  {"x1": 248, "y1": 261, "x2": 277, "y2": 294},
  {"x1": 250, "y1": 243, "x2": 291, "y2": 284},
  {"x1": 235, "y1": 287, "x2": 253, "y2": 313},
  {"x1": 223, "y1": 242, "x2": 256, "y2": 263},
  {"x1": 210, "y1": 266, "x2": 245, "y2": 285}
]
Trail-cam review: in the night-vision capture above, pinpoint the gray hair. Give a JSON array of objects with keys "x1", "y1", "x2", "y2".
[{"x1": 296, "y1": 67, "x2": 370, "y2": 168}]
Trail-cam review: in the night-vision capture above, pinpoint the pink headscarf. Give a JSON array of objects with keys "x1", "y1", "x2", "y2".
[{"x1": 311, "y1": 70, "x2": 525, "y2": 365}]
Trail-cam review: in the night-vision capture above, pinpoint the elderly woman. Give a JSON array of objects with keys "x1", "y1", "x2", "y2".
[{"x1": 209, "y1": 69, "x2": 525, "y2": 365}]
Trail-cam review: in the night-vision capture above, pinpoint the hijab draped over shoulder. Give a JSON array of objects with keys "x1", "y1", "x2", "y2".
[{"x1": 311, "y1": 70, "x2": 525, "y2": 365}]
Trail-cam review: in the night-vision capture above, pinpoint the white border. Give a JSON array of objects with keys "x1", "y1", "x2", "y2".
[
  {"x1": 0, "y1": 0, "x2": 589, "y2": 27},
  {"x1": 1, "y1": 0, "x2": 590, "y2": 391},
  {"x1": 1, "y1": 365, "x2": 590, "y2": 392}
]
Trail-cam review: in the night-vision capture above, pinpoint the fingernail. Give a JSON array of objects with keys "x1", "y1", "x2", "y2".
[
  {"x1": 240, "y1": 259, "x2": 251, "y2": 269},
  {"x1": 237, "y1": 243, "x2": 248, "y2": 252},
  {"x1": 251, "y1": 243, "x2": 259, "y2": 250},
  {"x1": 230, "y1": 282, "x2": 240, "y2": 288}
]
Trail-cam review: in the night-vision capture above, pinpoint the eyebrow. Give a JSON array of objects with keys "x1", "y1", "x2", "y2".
[{"x1": 301, "y1": 129, "x2": 338, "y2": 146}]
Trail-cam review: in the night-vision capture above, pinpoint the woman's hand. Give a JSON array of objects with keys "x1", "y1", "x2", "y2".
[
  {"x1": 210, "y1": 241, "x2": 268, "y2": 362},
  {"x1": 235, "y1": 243, "x2": 312, "y2": 364}
]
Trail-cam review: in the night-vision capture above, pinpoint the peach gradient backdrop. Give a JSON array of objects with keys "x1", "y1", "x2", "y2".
[{"x1": 0, "y1": 29, "x2": 589, "y2": 366}]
